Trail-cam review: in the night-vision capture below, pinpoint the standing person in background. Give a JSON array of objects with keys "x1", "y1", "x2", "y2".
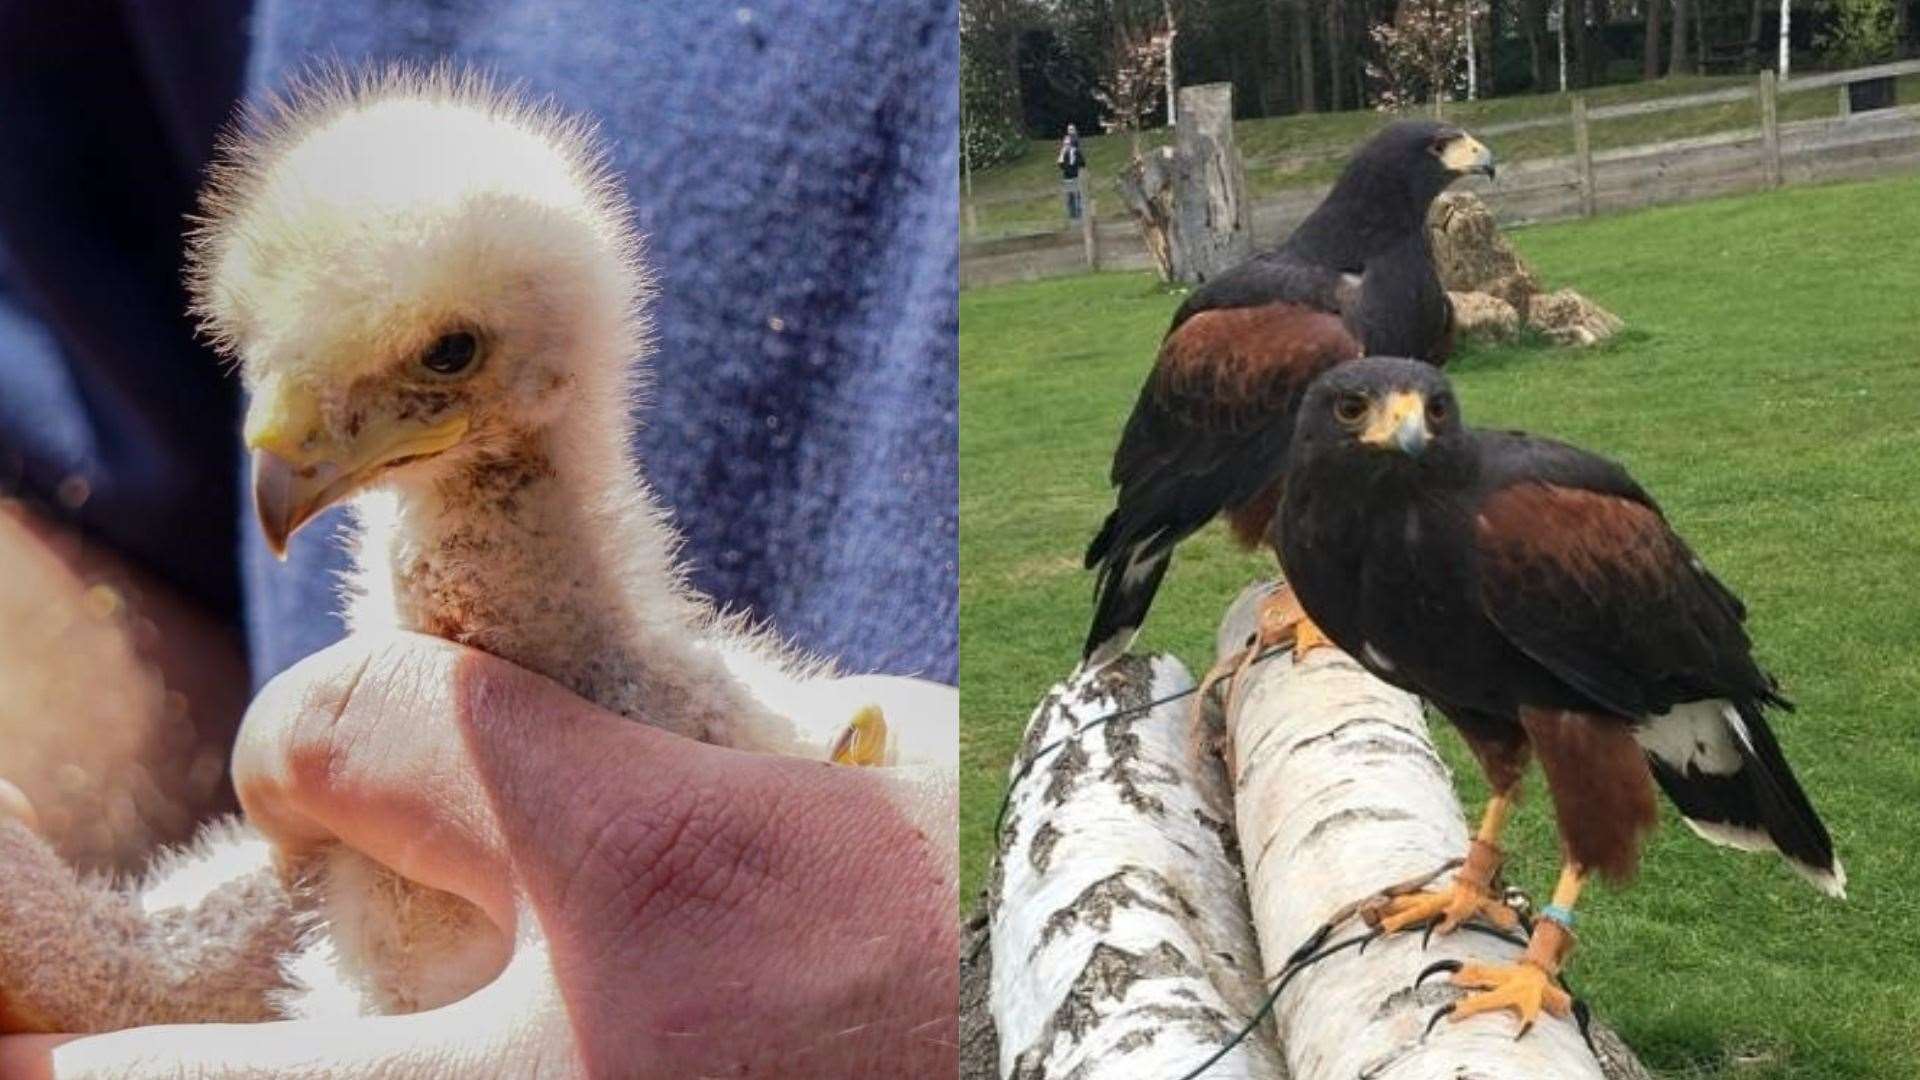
[{"x1": 1059, "y1": 124, "x2": 1086, "y2": 220}]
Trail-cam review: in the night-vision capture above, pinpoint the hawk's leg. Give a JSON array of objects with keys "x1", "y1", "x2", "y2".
[
  {"x1": 1432, "y1": 862, "x2": 1582, "y2": 1037},
  {"x1": 1190, "y1": 582, "x2": 1333, "y2": 756},
  {"x1": 1368, "y1": 791, "x2": 1521, "y2": 935}
]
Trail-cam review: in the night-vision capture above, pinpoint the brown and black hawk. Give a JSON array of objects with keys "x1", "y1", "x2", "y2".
[
  {"x1": 1082, "y1": 121, "x2": 1494, "y2": 670},
  {"x1": 1278, "y1": 357, "x2": 1842, "y2": 1032}
]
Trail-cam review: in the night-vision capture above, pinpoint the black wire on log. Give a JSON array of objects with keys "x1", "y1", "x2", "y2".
[
  {"x1": 1169, "y1": 912, "x2": 1601, "y2": 1079},
  {"x1": 991, "y1": 646, "x2": 1287, "y2": 843}
]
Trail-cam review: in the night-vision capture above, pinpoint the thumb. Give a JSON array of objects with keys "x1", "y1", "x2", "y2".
[{"x1": 0, "y1": 780, "x2": 36, "y2": 834}]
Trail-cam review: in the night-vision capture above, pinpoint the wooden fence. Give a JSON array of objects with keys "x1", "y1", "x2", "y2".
[{"x1": 961, "y1": 59, "x2": 1920, "y2": 289}]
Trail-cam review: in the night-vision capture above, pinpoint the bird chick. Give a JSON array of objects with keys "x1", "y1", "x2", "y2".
[
  {"x1": 200, "y1": 66, "x2": 820, "y2": 755},
  {"x1": 0, "y1": 65, "x2": 885, "y2": 1031}
]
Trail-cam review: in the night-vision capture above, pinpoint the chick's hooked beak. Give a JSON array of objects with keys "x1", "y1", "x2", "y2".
[
  {"x1": 246, "y1": 376, "x2": 469, "y2": 559},
  {"x1": 1358, "y1": 390, "x2": 1430, "y2": 458},
  {"x1": 1441, "y1": 133, "x2": 1496, "y2": 180}
]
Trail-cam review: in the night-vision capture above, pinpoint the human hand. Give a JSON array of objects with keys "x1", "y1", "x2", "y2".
[{"x1": 0, "y1": 632, "x2": 957, "y2": 1078}]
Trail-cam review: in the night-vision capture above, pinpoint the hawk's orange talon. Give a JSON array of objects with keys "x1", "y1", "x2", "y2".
[
  {"x1": 1372, "y1": 876, "x2": 1518, "y2": 936},
  {"x1": 1446, "y1": 958, "x2": 1572, "y2": 1035}
]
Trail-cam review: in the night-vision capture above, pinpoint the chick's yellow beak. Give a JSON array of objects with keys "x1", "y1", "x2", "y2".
[
  {"x1": 1358, "y1": 391, "x2": 1429, "y2": 457},
  {"x1": 829, "y1": 704, "x2": 896, "y2": 767},
  {"x1": 245, "y1": 377, "x2": 469, "y2": 558}
]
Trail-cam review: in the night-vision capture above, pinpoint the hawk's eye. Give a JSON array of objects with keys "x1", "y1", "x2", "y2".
[
  {"x1": 1426, "y1": 395, "x2": 1450, "y2": 425},
  {"x1": 1334, "y1": 394, "x2": 1369, "y2": 426},
  {"x1": 420, "y1": 331, "x2": 479, "y2": 376}
]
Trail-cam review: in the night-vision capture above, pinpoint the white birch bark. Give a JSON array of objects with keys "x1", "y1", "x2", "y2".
[
  {"x1": 989, "y1": 653, "x2": 1284, "y2": 1080},
  {"x1": 1215, "y1": 582, "x2": 1651, "y2": 1080},
  {"x1": 1465, "y1": 5, "x2": 1478, "y2": 101},
  {"x1": 1557, "y1": 0, "x2": 1570, "y2": 92},
  {"x1": 1777, "y1": 0, "x2": 1791, "y2": 81}
]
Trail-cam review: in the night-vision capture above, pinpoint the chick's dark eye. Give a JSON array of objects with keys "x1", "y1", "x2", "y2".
[
  {"x1": 421, "y1": 331, "x2": 478, "y2": 375},
  {"x1": 1334, "y1": 394, "x2": 1369, "y2": 425},
  {"x1": 1426, "y1": 395, "x2": 1450, "y2": 424}
]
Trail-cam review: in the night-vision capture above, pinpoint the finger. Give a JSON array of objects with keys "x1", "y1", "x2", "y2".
[
  {"x1": 0, "y1": 917, "x2": 577, "y2": 1079},
  {"x1": 0, "y1": 1033, "x2": 79, "y2": 1080},
  {"x1": 232, "y1": 632, "x2": 527, "y2": 925},
  {"x1": 446, "y1": 689, "x2": 959, "y2": 1076},
  {"x1": 0, "y1": 779, "x2": 37, "y2": 833}
]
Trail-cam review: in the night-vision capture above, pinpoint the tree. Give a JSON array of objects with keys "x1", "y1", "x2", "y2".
[
  {"x1": 1670, "y1": 0, "x2": 1697, "y2": 73},
  {"x1": 961, "y1": 0, "x2": 1032, "y2": 167},
  {"x1": 1098, "y1": 10, "x2": 1180, "y2": 280},
  {"x1": 1519, "y1": 0, "x2": 1553, "y2": 87},
  {"x1": 1093, "y1": 11, "x2": 1175, "y2": 156},
  {"x1": 961, "y1": 47, "x2": 1028, "y2": 169},
  {"x1": 1298, "y1": 0, "x2": 1322, "y2": 110},
  {"x1": 1368, "y1": 0, "x2": 1482, "y2": 110},
  {"x1": 1816, "y1": 0, "x2": 1898, "y2": 66},
  {"x1": 1645, "y1": 0, "x2": 1665, "y2": 76}
]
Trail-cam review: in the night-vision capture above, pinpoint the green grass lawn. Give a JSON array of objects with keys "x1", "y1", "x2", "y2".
[
  {"x1": 965, "y1": 73, "x2": 1920, "y2": 240},
  {"x1": 959, "y1": 172, "x2": 1920, "y2": 1077}
]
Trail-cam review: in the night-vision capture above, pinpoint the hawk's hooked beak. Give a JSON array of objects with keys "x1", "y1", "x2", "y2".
[
  {"x1": 1441, "y1": 134, "x2": 1496, "y2": 180},
  {"x1": 245, "y1": 377, "x2": 469, "y2": 559},
  {"x1": 1359, "y1": 391, "x2": 1429, "y2": 457}
]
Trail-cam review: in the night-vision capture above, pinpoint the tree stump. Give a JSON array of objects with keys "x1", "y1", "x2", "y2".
[
  {"x1": 1167, "y1": 83, "x2": 1252, "y2": 285},
  {"x1": 1113, "y1": 83, "x2": 1251, "y2": 285},
  {"x1": 1114, "y1": 146, "x2": 1180, "y2": 283}
]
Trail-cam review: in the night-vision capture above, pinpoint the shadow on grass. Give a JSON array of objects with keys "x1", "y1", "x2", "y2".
[{"x1": 1449, "y1": 326, "x2": 1656, "y2": 377}]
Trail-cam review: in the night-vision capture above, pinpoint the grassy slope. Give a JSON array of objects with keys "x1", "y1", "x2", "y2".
[
  {"x1": 959, "y1": 173, "x2": 1920, "y2": 1077},
  {"x1": 966, "y1": 74, "x2": 1920, "y2": 240}
]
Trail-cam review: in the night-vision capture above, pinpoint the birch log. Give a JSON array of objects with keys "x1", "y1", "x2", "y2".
[
  {"x1": 989, "y1": 654, "x2": 1284, "y2": 1080},
  {"x1": 1215, "y1": 582, "x2": 1652, "y2": 1080}
]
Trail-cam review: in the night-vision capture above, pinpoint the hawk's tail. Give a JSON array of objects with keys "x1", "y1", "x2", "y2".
[
  {"x1": 1081, "y1": 519, "x2": 1172, "y2": 670},
  {"x1": 1641, "y1": 699, "x2": 1844, "y2": 898}
]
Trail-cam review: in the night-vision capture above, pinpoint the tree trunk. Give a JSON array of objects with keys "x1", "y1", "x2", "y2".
[
  {"x1": 985, "y1": 654, "x2": 1283, "y2": 1079},
  {"x1": 1297, "y1": 0, "x2": 1320, "y2": 111},
  {"x1": 1644, "y1": 0, "x2": 1664, "y2": 78},
  {"x1": 1490, "y1": 0, "x2": 1506, "y2": 93},
  {"x1": 1590, "y1": 0, "x2": 1613, "y2": 85},
  {"x1": 1004, "y1": 21, "x2": 1027, "y2": 134},
  {"x1": 1523, "y1": 0, "x2": 1553, "y2": 88},
  {"x1": 1777, "y1": 0, "x2": 1790, "y2": 79},
  {"x1": 1326, "y1": 0, "x2": 1348, "y2": 112},
  {"x1": 1467, "y1": 2, "x2": 1480, "y2": 100},
  {"x1": 1211, "y1": 583, "x2": 1656, "y2": 1080},
  {"x1": 1268, "y1": 0, "x2": 1297, "y2": 113},
  {"x1": 1569, "y1": 0, "x2": 1589, "y2": 86},
  {"x1": 1166, "y1": 0, "x2": 1180, "y2": 126},
  {"x1": 1746, "y1": 0, "x2": 1765, "y2": 70},
  {"x1": 1695, "y1": 0, "x2": 1706, "y2": 71},
  {"x1": 1167, "y1": 83, "x2": 1253, "y2": 284},
  {"x1": 1669, "y1": 0, "x2": 1696, "y2": 74},
  {"x1": 1113, "y1": 147, "x2": 1179, "y2": 282},
  {"x1": 1551, "y1": 0, "x2": 1566, "y2": 88}
]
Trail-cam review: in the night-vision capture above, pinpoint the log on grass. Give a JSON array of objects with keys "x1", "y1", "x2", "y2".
[
  {"x1": 1213, "y1": 581, "x2": 1651, "y2": 1080},
  {"x1": 988, "y1": 654, "x2": 1283, "y2": 1079}
]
